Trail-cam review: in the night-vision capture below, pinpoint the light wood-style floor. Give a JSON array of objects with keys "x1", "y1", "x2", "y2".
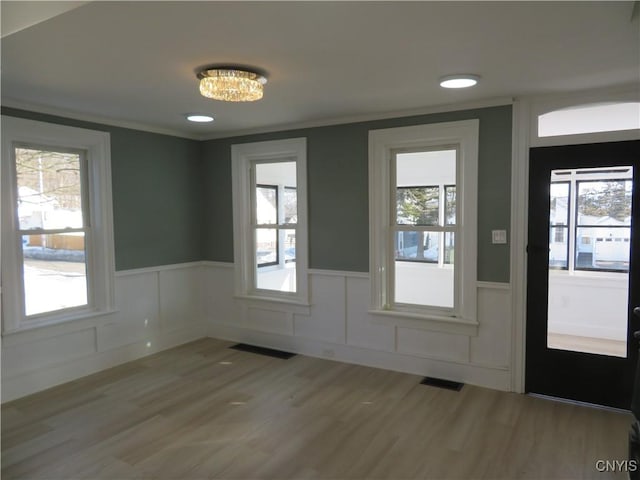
[{"x1": 1, "y1": 338, "x2": 632, "y2": 479}]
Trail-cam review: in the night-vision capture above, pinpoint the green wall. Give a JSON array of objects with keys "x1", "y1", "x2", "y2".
[
  {"x1": 2, "y1": 107, "x2": 204, "y2": 271},
  {"x1": 202, "y1": 105, "x2": 512, "y2": 282},
  {"x1": 3, "y1": 104, "x2": 512, "y2": 282}
]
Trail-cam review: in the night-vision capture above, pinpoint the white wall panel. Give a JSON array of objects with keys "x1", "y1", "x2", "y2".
[
  {"x1": 345, "y1": 276, "x2": 395, "y2": 352},
  {"x1": 204, "y1": 266, "x2": 513, "y2": 392},
  {"x1": 294, "y1": 274, "x2": 345, "y2": 343},
  {"x1": 203, "y1": 264, "x2": 239, "y2": 326},
  {"x1": 2, "y1": 263, "x2": 206, "y2": 402},
  {"x1": 397, "y1": 327, "x2": 469, "y2": 362},
  {"x1": 470, "y1": 286, "x2": 511, "y2": 368},
  {"x1": 3, "y1": 327, "x2": 96, "y2": 377},
  {"x1": 245, "y1": 307, "x2": 293, "y2": 335},
  {"x1": 97, "y1": 272, "x2": 159, "y2": 352},
  {"x1": 159, "y1": 266, "x2": 203, "y2": 332}
]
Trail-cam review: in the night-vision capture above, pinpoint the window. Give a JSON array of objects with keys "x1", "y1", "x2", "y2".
[
  {"x1": 538, "y1": 102, "x2": 640, "y2": 138},
  {"x1": 550, "y1": 167, "x2": 633, "y2": 273},
  {"x1": 369, "y1": 120, "x2": 478, "y2": 327},
  {"x1": 1, "y1": 117, "x2": 115, "y2": 332},
  {"x1": 232, "y1": 138, "x2": 308, "y2": 305}
]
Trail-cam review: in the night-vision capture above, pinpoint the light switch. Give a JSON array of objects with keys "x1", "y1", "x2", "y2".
[{"x1": 492, "y1": 229, "x2": 507, "y2": 244}]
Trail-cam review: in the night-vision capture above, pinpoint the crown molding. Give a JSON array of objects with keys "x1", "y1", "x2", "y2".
[
  {"x1": 199, "y1": 96, "x2": 515, "y2": 141},
  {"x1": 3, "y1": 96, "x2": 515, "y2": 143}
]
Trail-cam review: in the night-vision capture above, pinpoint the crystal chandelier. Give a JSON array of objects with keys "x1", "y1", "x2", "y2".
[{"x1": 197, "y1": 68, "x2": 267, "y2": 102}]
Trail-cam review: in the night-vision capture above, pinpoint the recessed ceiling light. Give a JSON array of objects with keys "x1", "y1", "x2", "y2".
[
  {"x1": 186, "y1": 114, "x2": 214, "y2": 123},
  {"x1": 439, "y1": 74, "x2": 480, "y2": 89}
]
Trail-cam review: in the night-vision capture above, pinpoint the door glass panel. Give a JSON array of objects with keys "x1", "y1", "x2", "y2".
[{"x1": 547, "y1": 167, "x2": 632, "y2": 357}]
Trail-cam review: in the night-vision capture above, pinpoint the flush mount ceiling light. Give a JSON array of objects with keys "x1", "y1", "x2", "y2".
[
  {"x1": 197, "y1": 67, "x2": 267, "y2": 102},
  {"x1": 186, "y1": 114, "x2": 214, "y2": 123},
  {"x1": 439, "y1": 74, "x2": 480, "y2": 89}
]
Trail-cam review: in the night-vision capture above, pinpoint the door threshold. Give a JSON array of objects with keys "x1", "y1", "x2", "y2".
[{"x1": 527, "y1": 393, "x2": 630, "y2": 414}]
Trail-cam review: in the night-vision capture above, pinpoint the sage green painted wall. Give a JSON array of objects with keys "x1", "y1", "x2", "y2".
[
  {"x1": 202, "y1": 105, "x2": 512, "y2": 282},
  {"x1": 2, "y1": 108, "x2": 204, "y2": 271},
  {"x1": 4, "y1": 104, "x2": 512, "y2": 282}
]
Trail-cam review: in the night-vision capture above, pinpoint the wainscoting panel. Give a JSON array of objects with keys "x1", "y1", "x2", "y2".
[
  {"x1": 2, "y1": 327, "x2": 97, "y2": 378},
  {"x1": 159, "y1": 265, "x2": 204, "y2": 333},
  {"x1": 205, "y1": 265, "x2": 513, "y2": 392},
  {"x1": 470, "y1": 284, "x2": 512, "y2": 368},
  {"x1": 396, "y1": 327, "x2": 470, "y2": 363},
  {"x1": 245, "y1": 307, "x2": 294, "y2": 336},
  {"x1": 293, "y1": 273, "x2": 346, "y2": 344},
  {"x1": 345, "y1": 276, "x2": 395, "y2": 352},
  {"x1": 97, "y1": 271, "x2": 159, "y2": 352},
  {"x1": 2, "y1": 263, "x2": 206, "y2": 402}
]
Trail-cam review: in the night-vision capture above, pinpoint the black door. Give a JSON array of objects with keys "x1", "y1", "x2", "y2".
[{"x1": 526, "y1": 140, "x2": 640, "y2": 409}]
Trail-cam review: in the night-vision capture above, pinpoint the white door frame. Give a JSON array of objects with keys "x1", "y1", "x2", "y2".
[{"x1": 510, "y1": 84, "x2": 640, "y2": 393}]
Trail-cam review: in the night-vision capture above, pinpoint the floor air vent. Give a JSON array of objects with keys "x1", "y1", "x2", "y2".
[
  {"x1": 230, "y1": 343, "x2": 297, "y2": 359},
  {"x1": 420, "y1": 376, "x2": 464, "y2": 391}
]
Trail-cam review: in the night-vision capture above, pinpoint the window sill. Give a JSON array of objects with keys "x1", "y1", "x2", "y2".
[
  {"x1": 2, "y1": 308, "x2": 119, "y2": 342},
  {"x1": 234, "y1": 294, "x2": 311, "y2": 315},
  {"x1": 369, "y1": 308, "x2": 478, "y2": 336}
]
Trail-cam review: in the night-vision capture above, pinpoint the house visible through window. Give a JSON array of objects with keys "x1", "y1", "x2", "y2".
[{"x1": 549, "y1": 167, "x2": 632, "y2": 272}]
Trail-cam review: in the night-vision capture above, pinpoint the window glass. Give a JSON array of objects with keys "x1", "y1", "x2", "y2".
[
  {"x1": 16, "y1": 147, "x2": 84, "y2": 230},
  {"x1": 444, "y1": 185, "x2": 456, "y2": 225},
  {"x1": 538, "y1": 102, "x2": 640, "y2": 137},
  {"x1": 22, "y1": 233, "x2": 87, "y2": 316},
  {"x1": 576, "y1": 179, "x2": 631, "y2": 272},
  {"x1": 283, "y1": 187, "x2": 297, "y2": 224},
  {"x1": 254, "y1": 161, "x2": 298, "y2": 293},
  {"x1": 396, "y1": 186, "x2": 439, "y2": 226},
  {"x1": 393, "y1": 149, "x2": 456, "y2": 309},
  {"x1": 256, "y1": 185, "x2": 277, "y2": 225},
  {"x1": 14, "y1": 146, "x2": 90, "y2": 317},
  {"x1": 549, "y1": 182, "x2": 570, "y2": 269}
]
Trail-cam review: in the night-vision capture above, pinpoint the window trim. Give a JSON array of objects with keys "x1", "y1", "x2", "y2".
[
  {"x1": 231, "y1": 137, "x2": 308, "y2": 306},
  {"x1": 1, "y1": 116, "x2": 116, "y2": 333},
  {"x1": 368, "y1": 120, "x2": 478, "y2": 328}
]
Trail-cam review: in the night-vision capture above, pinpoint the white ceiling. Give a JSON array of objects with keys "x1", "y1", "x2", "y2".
[{"x1": 1, "y1": 1, "x2": 638, "y2": 140}]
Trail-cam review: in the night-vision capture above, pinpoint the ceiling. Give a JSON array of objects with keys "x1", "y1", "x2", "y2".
[{"x1": 1, "y1": 1, "x2": 638, "y2": 140}]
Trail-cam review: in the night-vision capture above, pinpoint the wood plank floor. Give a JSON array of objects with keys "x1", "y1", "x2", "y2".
[{"x1": 1, "y1": 338, "x2": 632, "y2": 479}]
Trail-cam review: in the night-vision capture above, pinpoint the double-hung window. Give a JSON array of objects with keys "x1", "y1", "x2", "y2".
[
  {"x1": 232, "y1": 138, "x2": 308, "y2": 305},
  {"x1": 1, "y1": 117, "x2": 115, "y2": 332},
  {"x1": 369, "y1": 120, "x2": 478, "y2": 328}
]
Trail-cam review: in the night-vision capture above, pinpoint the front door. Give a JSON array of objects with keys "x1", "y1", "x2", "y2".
[{"x1": 526, "y1": 140, "x2": 640, "y2": 409}]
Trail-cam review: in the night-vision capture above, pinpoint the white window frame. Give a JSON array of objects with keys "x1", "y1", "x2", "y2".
[
  {"x1": 1, "y1": 116, "x2": 116, "y2": 333},
  {"x1": 231, "y1": 138, "x2": 309, "y2": 306},
  {"x1": 369, "y1": 120, "x2": 478, "y2": 329}
]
